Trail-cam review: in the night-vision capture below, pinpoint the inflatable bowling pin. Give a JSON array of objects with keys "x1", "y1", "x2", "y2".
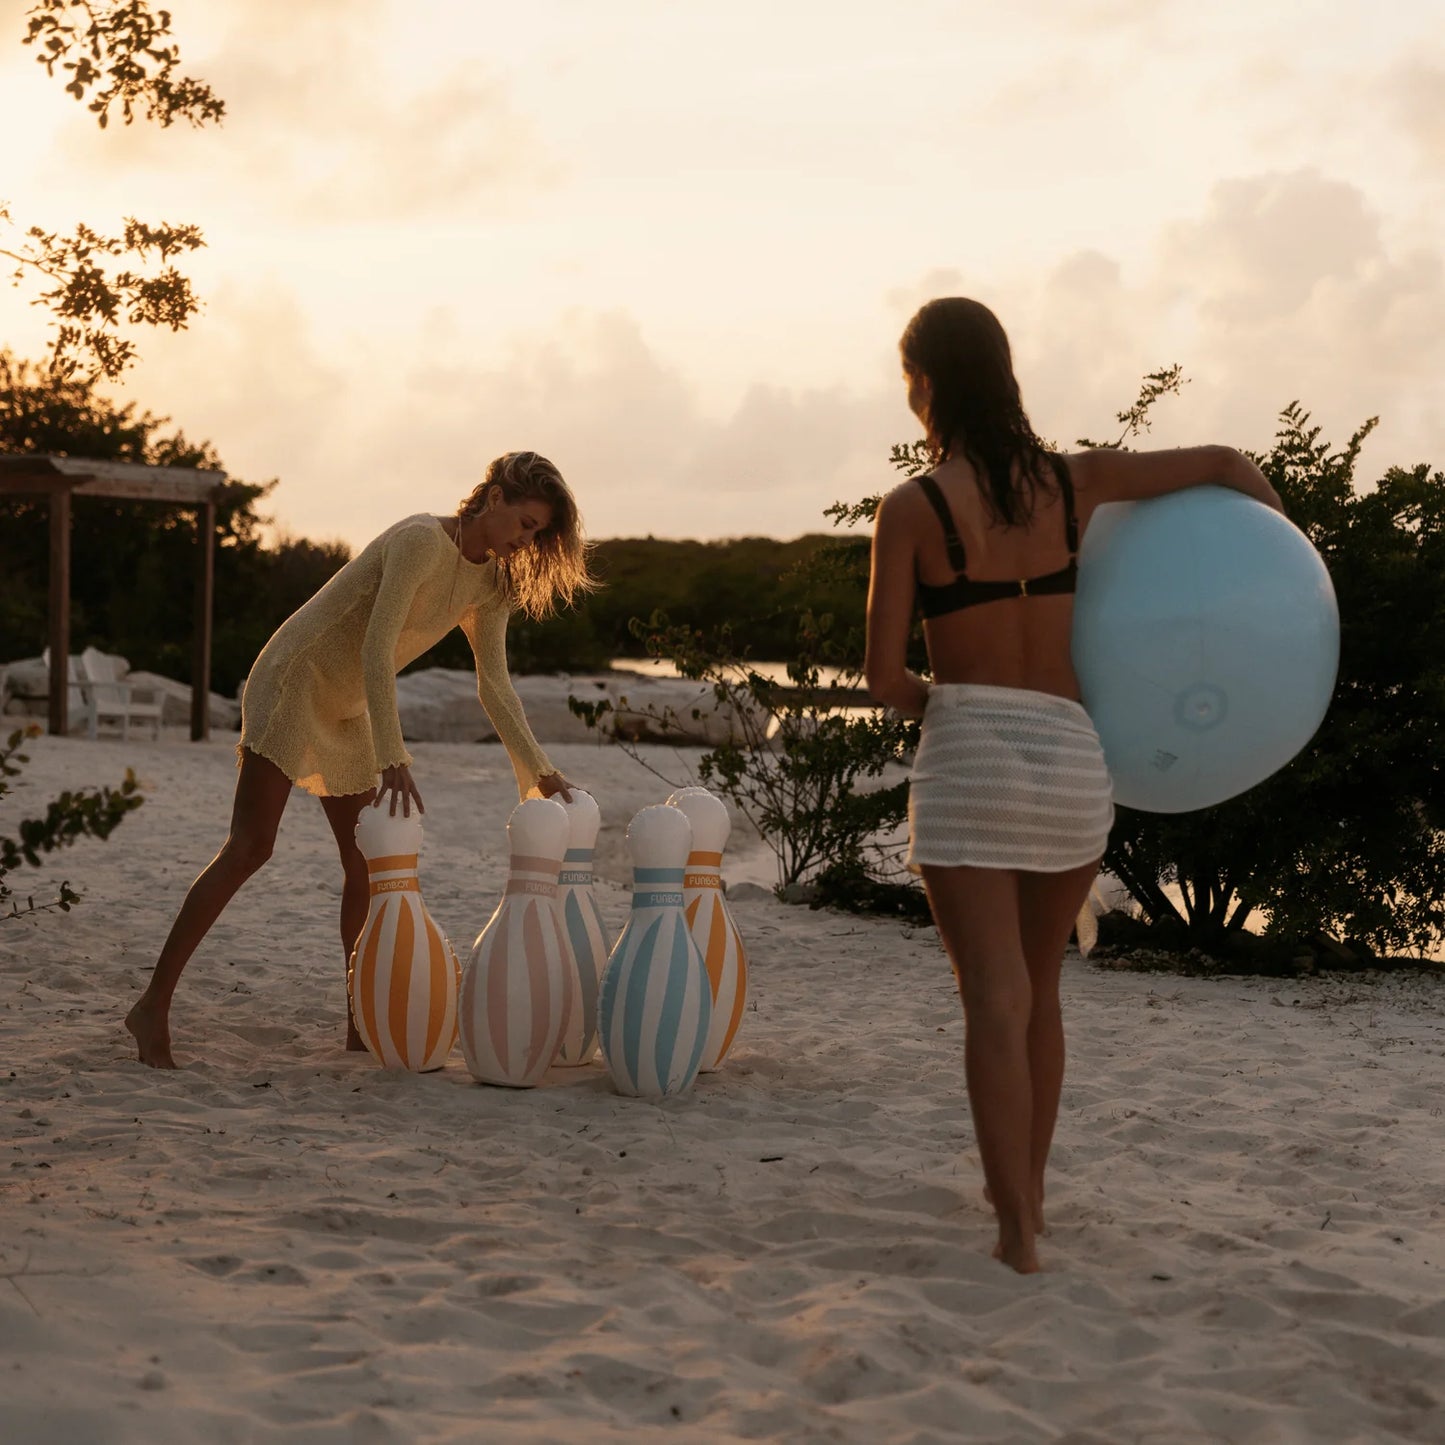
[
  {"x1": 348, "y1": 806, "x2": 460, "y2": 1072},
  {"x1": 554, "y1": 789, "x2": 609, "y2": 1066},
  {"x1": 668, "y1": 787, "x2": 748, "y2": 1071},
  {"x1": 460, "y1": 797, "x2": 577, "y2": 1088},
  {"x1": 598, "y1": 805, "x2": 712, "y2": 1099}
]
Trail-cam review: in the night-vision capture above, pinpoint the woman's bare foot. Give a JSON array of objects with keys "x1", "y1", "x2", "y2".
[
  {"x1": 124, "y1": 998, "x2": 177, "y2": 1069},
  {"x1": 992, "y1": 1229, "x2": 1041, "y2": 1274}
]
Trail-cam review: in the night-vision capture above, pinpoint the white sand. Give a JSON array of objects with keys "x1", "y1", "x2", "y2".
[{"x1": 2, "y1": 731, "x2": 1443, "y2": 1444}]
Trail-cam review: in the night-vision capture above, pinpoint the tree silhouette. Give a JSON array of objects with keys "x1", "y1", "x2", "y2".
[{"x1": 1, "y1": 1, "x2": 223, "y2": 378}]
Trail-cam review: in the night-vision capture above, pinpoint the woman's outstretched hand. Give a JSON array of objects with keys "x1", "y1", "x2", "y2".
[
  {"x1": 536, "y1": 771, "x2": 575, "y2": 803},
  {"x1": 376, "y1": 763, "x2": 425, "y2": 817}
]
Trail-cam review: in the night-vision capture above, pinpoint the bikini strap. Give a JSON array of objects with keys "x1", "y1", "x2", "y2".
[
  {"x1": 915, "y1": 473, "x2": 969, "y2": 574},
  {"x1": 1055, "y1": 455, "x2": 1079, "y2": 558}
]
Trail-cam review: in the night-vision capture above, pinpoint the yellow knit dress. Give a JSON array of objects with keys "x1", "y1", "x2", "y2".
[{"x1": 239, "y1": 514, "x2": 554, "y2": 798}]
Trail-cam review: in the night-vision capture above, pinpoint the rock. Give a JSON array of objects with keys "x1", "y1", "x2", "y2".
[
  {"x1": 394, "y1": 666, "x2": 772, "y2": 748},
  {"x1": 394, "y1": 668, "x2": 497, "y2": 744},
  {"x1": 513, "y1": 674, "x2": 607, "y2": 744},
  {"x1": 1, "y1": 655, "x2": 51, "y2": 700},
  {"x1": 0, "y1": 651, "x2": 239, "y2": 732},
  {"x1": 124, "y1": 670, "x2": 241, "y2": 731},
  {"x1": 725, "y1": 882, "x2": 774, "y2": 903},
  {"x1": 778, "y1": 882, "x2": 821, "y2": 906},
  {"x1": 603, "y1": 675, "x2": 768, "y2": 747}
]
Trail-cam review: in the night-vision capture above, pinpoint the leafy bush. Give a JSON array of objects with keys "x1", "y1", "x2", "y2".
[
  {"x1": 0, "y1": 724, "x2": 143, "y2": 920},
  {"x1": 1105, "y1": 406, "x2": 1445, "y2": 960},
  {"x1": 584, "y1": 372, "x2": 1445, "y2": 966},
  {"x1": 569, "y1": 609, "x2": 917, "y2": 892},
  {"x1": 0, "y1": 352, "x2": 350, "y2": 696}
]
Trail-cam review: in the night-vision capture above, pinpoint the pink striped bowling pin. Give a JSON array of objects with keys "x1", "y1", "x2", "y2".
[
  {"x1": 668, "y1": 787, "x2": 748, "y2": 1071},
  {"x1": 348, "y1": 807, "x2": 460, "y2": 1072},
  {"x1": 554, "y1": 789, "x2": 608, "y2": 1066},
  {"x1": 460, "y1": 797, "x2": 577, "y2": 1087}
]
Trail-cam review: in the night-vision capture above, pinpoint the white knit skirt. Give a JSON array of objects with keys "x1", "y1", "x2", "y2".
[{"x1": 907, "y1": 684, "x2": 1114, "y2": 873}]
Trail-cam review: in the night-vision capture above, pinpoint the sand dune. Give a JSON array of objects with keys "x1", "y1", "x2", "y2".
[{"x1": 1, "y1": 732, "x2": 1442, "y2": 1442}]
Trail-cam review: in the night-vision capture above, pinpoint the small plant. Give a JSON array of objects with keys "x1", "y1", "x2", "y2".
[
  {"x1": 0, "y1": 723, "x2": 144, "y2": 919},
  {"x1": 569, "y1": 610, "x2": 917, "y2": 892}
]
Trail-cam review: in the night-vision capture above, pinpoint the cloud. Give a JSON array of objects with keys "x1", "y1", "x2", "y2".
[
  {"x1": 879, "y1": 170, "x2": 1445, "y2": 482},
  {"x1": 46, "y1": 2, "x2": 559, "y2": 222},
  {"x1": 1162, "y1": 171, "x2": 1381, "y2": 320},
  {"x1": 994, "y1": 170, "x2": 1445, "y2": 470},
  {"x1": 106, "y1": 163, "x2": 1445, "y2": 563},
  {"x1": 353, "y1": 311, "x2": 904, "y2": 543},
  {"x1": 1003, "y1": 0, "x2": 1171, "y2": 36},
  {"x1": 1157, "y1": 171, "x2": 1445, "y2": 450},
  {"x1": 116, "y1": 280, "x2": 354, "y2": 537},
  {"x1": 1383, "y1": 59, "x2": 1445, "y2": 174},
  {"x1": 118, "y1": 297, "x2": 906, "y2": 549}
]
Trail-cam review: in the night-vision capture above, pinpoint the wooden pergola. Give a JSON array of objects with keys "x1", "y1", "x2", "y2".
[{"x1": 0, "y1": 455, "x2": 229, "y2": 741}]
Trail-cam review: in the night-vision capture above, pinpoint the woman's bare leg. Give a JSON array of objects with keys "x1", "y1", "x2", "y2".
[
  {"x1": 1016, "y1": 858, "x2": 1101, "y2": 1232},
  {"x1": 319, "y1": 789, "x2": 378, "y2": 1051},
  {"x1": 125, "y1": 749, "x2": 294, "y2": 1068},
  {"x1": 921, "y1": 864, "x2": 1039, "y2": 1274}
]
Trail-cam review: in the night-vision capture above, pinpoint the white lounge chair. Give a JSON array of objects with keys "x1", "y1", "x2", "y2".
[
  {"x1": 76, "y1": 647, "x2": 163, "y2": 741},
  {"x1": 38, "y1": 647, "x2": 164, "y2": 741}
]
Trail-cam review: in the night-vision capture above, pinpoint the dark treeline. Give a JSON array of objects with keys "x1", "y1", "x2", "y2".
[
  {"x1": 0, "y1": 353, "x2": 349, "y2": 696},
  {"x1": 413, "y1": 533, "x2": 867, "y2": 676}
]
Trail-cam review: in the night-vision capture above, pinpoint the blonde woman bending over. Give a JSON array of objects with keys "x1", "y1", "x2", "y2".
[
  {"x1": 865, "y1": 300, "x2": 1282, "y2": 1272},
  {"x1": 127, "y1": 451, "x2": 594, "y2": 1069}
]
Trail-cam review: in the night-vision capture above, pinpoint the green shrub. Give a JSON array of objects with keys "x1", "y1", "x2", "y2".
[{"x1": 1, "y1": 724, "x2": 144, "y2": 919}]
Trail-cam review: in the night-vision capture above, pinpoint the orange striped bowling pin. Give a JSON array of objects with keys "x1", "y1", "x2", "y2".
[
  {"x1": 348, "y1": 807, "x2": 461, "y2": 1072},
  {"x1": 460, "y1": 797, "x2": 577, "y2": 1088},
  {"x1": 667, "y1": 787, "x2": 748, "y2": 1071}
]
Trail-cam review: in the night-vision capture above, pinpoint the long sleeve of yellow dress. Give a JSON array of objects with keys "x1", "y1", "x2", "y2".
[
  {"x1": 458, "y1": 602, "x2": 553, "y2": 798},
  {"x1": 239, "y1": 513, "x2": 554, "y2": 798}
]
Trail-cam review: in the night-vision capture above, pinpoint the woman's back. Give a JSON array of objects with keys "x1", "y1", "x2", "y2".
[{"x1": 908, "y1": 454, "x2": 1083, "y2": 699}]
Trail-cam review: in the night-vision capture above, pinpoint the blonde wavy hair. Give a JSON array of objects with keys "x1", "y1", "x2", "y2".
[{"x1": 457, "y1": 452, "x2": 596, "y2": 620}]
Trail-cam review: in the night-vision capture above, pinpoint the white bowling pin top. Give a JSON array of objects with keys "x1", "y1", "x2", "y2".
[
  {"x1": 507, "y1": 797, "x2": 569, "y2": 863},
  {"x1": 668, "y1": 789, "x2": 731, "y2": 853},
  {"x1": 666, "y1": 785, "x2": 711, "y2": 807},
  {"x1": 558, "y1": 789, "x2": 602, "y2": 851},
  {"x1": 626, "y1": 804, "x2": 692, "y2": 871},
  {"x1": 355, "y1": 805, "x2": 424, "y2": 860}
]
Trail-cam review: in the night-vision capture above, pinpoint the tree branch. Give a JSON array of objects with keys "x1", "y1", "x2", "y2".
[{"x1": 23, "y1": 0, "x2": 225, "y2": 130}]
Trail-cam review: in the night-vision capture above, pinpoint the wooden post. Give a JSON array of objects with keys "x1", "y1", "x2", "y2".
[
  {"x1": 190, "y1": 497, "x2": 216, "y2": 741},
  {"x1": 47, "y1": 488, "x2": 71, "y2": 736}
]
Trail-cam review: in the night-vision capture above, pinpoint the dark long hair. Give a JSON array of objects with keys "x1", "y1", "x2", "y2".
[{"x1": 899, "y1": 297, "x2": 1062, "y2": 527}]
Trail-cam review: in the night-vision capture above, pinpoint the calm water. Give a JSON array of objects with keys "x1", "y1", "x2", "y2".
[{"x1": 610, "y1": 657, "x2": 857, "y2": 690}]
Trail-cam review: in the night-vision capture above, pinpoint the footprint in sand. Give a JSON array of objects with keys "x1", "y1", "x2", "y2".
[{"x1": 186, "y1": 1254, "x2": 245, "y2": 1277}]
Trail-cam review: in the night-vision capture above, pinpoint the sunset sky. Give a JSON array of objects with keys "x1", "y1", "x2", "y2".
[{"x1": 1, "y1": 0, "x2": 1441, "y2": 551}]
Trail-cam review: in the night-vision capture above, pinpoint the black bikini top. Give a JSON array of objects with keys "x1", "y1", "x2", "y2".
[{"x1": 914, "y1": 458, "x2": 1079, "y2": 619}]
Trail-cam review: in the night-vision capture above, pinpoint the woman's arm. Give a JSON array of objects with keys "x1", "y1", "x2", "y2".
[
  {"x1": 1072, "y1": 444, "x2": 1284, "y2": 514},
  {"x1": 864, "y1": 487, "x2": 930, "y2": 718},
  {"x1": 459, "y1": 601, "x2": 566, "y2": 799},
  {"x1": 360, "y1": 526, "x2": 437, "y2": 811}
]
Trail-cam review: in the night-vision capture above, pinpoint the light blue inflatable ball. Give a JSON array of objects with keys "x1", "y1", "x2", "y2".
[{"x1": 1072, "y1": 485, "x2": 1339, "y2": 814}]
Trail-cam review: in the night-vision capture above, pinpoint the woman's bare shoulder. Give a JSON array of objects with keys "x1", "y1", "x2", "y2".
[{"x1": 876, "y1": 475, "x2": 929, "y2": 521}]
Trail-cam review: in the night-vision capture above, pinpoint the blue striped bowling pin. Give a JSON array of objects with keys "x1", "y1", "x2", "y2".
[
  {"x1": 348, "y1": 807, "x2": 460, "y2": 1072},
  {"x1": 460, "y1": 797, "x2": 577, "y2": 1087},
  {"x1": 668, "y1": 787, "x2": 748, "y2": 1071},
  {"x1": 555, "y1": 789, "x2": 608, "y2": 1066},
  {"x1": 598, "y1": 805, "x2": 712, "y2": 1099}
]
